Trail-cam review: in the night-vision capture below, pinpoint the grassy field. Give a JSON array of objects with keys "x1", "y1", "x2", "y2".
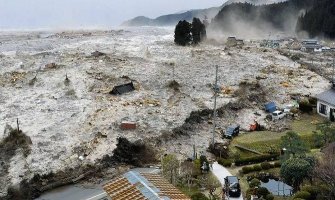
[{"x1": 230, "y1": 114, "x2": 327, "y2": 157}]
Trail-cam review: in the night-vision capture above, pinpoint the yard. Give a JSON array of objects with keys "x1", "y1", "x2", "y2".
[
  {"x1": 230, "y1": 114, "x2": 327, "y2": 157},
  {"x1": 224, "y1": 113, "x2": 332, "y2": 200}
]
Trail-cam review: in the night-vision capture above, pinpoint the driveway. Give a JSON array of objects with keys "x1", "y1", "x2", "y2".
[{"x1": 212, "y1": 162, "x2": 244, "y2": 200}]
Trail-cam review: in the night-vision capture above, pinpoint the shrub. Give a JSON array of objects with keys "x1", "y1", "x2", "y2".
[
  {"x1": 249, "y1": 178, "x2": 261, "y2": 188},
  {"x1": 294, "y1": 191, "x2": 311, "y2": 200},
  {"x1": 242, "y1": 166, "x2": 253, "y2": 174},
  {"x1": 253, "y1": 165, "x2": 262, "y2": 171},
  {"x1": 274, "y1": 161, "x2": 281, "y2": 167},
  {"x1": 218, "y1": 159, "x2": 232, "y2": 167},
  {"x1": 191, "y1": 192, "x2": 209, "y2": 200},
  {"x1": 235, "y1": 154, "x2": 280, "y2": 166},
  {"x1": 301, "y1": 185, "x2": 319, "y2": 199},
  {"x1": 257, "y1": 187, "x2": 270, "y2": 197},
  {"x1": 299, "y1": 100, "x2": 313, "y2": 113},
  {"x1": 265, "y1": 194, "x2": 274, "y2": 200},
  {"x1": 308, "y1": 97, "x2": 317, "y2": 106},
  {"x1": 261, "y1": 162, "x2": 271, "y2": 170}
]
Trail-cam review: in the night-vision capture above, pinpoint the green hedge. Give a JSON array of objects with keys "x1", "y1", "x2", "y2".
[
  {"x1": 261, "y1": 162, "x2": 271, "y2": 170},
  {"x1": 274, "y1": 161, "x2": 281, "y2": 167},
  {"x1": 242, "y1": 166, "x2": 253, "y2": 174},
  {"x1": 253, "y1": 165, "x2": 262, "y2": 171},
  {"x1": 235, "y1": 154, "x2": 280, "y2": 166},
  {"x1": 265, "y1": 194, "x2": 274, "y2": 200},
  {"x1": 242, "y1": 162, "x2": 281, "y2": 174},
  {"x1": 218, "y1": 158, "x2": 232, "y2": 167},
  {"x1": 293, "y1": 191, "x2": 311, "y2": 200},
  {"x1": 301, "y1": 185, "x2": 319, "y2": 200}
]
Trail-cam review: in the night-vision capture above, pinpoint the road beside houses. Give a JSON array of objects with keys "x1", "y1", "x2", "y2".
[{"x1": 212, "y1": 162, "x2": 244, "y2": 200}]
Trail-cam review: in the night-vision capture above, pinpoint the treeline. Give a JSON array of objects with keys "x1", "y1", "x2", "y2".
[{"x1": 297, "y1": 0, "x2": 335, "y2": 39}]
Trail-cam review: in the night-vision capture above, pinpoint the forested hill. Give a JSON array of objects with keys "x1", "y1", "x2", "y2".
[
  {"x1": 210, "y1": 0, "x2": 315, "y2": 38},
  {"x1": 121, "y1": 6, "x2": 221, "y2": 27},
  {"x1": 297, "y1": 0, "x2": 335, "y2": 39}
]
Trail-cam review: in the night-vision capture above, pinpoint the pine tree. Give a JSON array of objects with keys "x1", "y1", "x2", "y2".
[
  {"x1": 191, "y1": 18, "x2": 206, "y2": 44},
  {"x1": 174, "y1": 20, "x2": 192, "y2": 46}
]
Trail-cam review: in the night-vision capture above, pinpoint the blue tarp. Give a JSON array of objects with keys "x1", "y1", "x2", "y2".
[{"x1": 265, "y1": 102, "x2": 276, "y2": 113}]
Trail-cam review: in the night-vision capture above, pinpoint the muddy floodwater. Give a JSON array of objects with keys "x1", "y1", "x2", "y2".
[{"x1": 0, "y1": 27, "x2": 331, "y2": 196}]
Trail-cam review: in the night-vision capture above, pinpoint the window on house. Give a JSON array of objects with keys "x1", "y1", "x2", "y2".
[{"x1": 319, "y1": 104, "x2": 327, "y2": 115}]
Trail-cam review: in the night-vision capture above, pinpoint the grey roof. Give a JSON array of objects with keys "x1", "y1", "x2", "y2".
[
  {"x1": 303, "y1": 44, "x2": 322, "y2": 49},
  {"x1": 316, "y1": 88, "x2": 335, "y2": 105}
]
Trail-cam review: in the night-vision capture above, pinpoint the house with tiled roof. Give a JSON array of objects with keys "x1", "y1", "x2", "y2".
[{"x1": 103, "y1": 171, "x2": 190, "y2": 200}]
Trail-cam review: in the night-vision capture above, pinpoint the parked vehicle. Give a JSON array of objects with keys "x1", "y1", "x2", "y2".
[
  {"x1": 223, "y1": 125, "x2": 240, "y2": 139},
  {"x1": 224, "y1": 176, "x2": 241, "y2": 197},
  {"x1": 272, "y1": 110, "x2": 286, "y2": 121}
]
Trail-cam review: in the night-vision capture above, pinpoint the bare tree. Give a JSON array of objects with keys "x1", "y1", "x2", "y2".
[
  {"x1": 161, "y1": 154, "x2": 180, "y2": 185},
  {"x1": 314, "y1": 146, "x2": 335, "y2": 200}
]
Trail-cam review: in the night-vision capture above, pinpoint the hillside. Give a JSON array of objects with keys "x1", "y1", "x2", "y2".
[
  {"x1": 121, "y1": 7, "x2": 221, "y2": 27},
  {"x1": 121, "y1": 0, "x2": 285, "y2": 27},
  {"x1": 297, "y1": 0, "x2": 335, "y2": 39},
  {"x1": 209, "y1": 0, "x2": 315, "y2": 38},
  {"x1": 224, "y1": 0, "x2": 287, "y2": 6}
]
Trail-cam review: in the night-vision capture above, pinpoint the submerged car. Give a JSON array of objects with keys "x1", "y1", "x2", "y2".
[
  {"x1": 223, "y1": 125, "x2": 240, "y2": 139},
  {"x1": 224, "y1": 176, "x2": 241, "y2": 197}
]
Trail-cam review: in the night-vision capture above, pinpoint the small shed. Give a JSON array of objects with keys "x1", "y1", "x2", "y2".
[
  {"x1": 316, "y1": 88, "x2": 335, "y2": 121},
  {"x1": 110, "y1": 82, "x2": 135, "y2": 95},
  {"x1": 265, "y1": 102, "x2": 276, "y2": 113}
]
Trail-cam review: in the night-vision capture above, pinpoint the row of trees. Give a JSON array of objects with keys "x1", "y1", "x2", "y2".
[{"x1": 174, "y1": 18, "x2": 207, "y2": 46}]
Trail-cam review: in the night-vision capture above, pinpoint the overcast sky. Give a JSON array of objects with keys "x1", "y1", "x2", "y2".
[{"x1": 0, "y1": 0, "x2": 225, "y2": 29}]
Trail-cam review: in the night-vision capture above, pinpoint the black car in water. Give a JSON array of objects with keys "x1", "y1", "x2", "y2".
[
  {"x1": 224, "y1": 176, "x2": 241, "y2": 197},
  {"x1": 223, "y1": 125, "x2": 240, "y2": 139}
]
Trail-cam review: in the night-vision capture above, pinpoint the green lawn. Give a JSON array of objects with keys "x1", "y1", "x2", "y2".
[{"x1": 230, "y1": 114, "x2": 327, "y2": 157}]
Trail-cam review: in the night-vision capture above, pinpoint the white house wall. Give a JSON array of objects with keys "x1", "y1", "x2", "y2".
[{"x1": 317, "y1": 100, "x2": 335, "y2": 119}]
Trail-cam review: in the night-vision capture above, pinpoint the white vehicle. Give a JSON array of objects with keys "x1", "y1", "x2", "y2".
[{"x1": 272, "y1": 110, "x2": 286, "y2": 121}]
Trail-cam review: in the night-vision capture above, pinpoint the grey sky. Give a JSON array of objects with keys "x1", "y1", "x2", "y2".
[{"x1": 0, "y1": 0, "x2": 225, "y2": 29}]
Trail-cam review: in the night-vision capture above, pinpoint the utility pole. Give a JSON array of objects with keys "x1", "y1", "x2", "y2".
[
  {"x1": 16, "y1": 118, "x2": 20, "y2": 132},
  {"x1": 212, "y1": 65, "x2": 219, "y2": 146},
  {"x1": 332, "y1": 59, "x2": 334, "y2": 84}
]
